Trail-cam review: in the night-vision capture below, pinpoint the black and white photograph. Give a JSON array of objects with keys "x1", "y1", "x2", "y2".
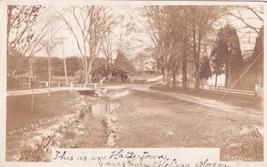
[{"x1": 2, "y1": 0, "x2": 265, "y2": 165}]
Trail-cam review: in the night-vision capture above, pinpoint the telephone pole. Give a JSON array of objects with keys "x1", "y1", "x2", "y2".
[
  {"x1": 60, "y1": 37, "x2": 68, "y2": 85},
  {"x1": 53, "y1": 37, "x2": 68, "y2": 85}
]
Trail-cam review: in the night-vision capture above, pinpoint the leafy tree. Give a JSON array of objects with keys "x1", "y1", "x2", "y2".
[
  {"x1": 66, "y1": 56, "x2": 82, "y2": 75},
  {"x1": 210, "y1": 24, "x2": 243, "y2": 88},
  {"x1": 139, "y1": 6, "x2": 224, "y2": 89},
  {"x1": 51, "y1": 57, "x2": 64, "y2": 76},
  {"x1": 34, "y1": 56, "x2": 82, "y2": 77},
  {"x1": 114, "y1": 51, "x2": 135, "y2": 73},
  {"x1": 199, "y1": 56, "x2": 212, "y2": 82},
  {"x1": 210, "y1": 48, "x2": 225, "y2": 87}
]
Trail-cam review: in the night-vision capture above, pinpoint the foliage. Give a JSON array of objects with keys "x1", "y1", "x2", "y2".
[
  {"x1": 93, "y1": 57, "x2": 107, "y2": 71},
  {"x1": 7, "y1": 49, "x2": 29, "y2": 74},
  {"x1": 139, "y1": 6, "x2": 224, "y2": 88},
  {"x1": 66, "y1": 57, "x2": 82, "y2": 75},
  {"x1": 199, "y1": 56, "x2": 212, "y2": 80},
  {"x1": 210, "y1": 24, "x2": 243, "y2": 87},
  {"x1": 34, "y1": 56, "x2": 80, "y2": 76},
  {"x1": 253, "y1": 26, "x2": 263, "y2": 58},
  {"x1": 114, "y1": 51, "x2": 135, "y2": 73},
  {"x1": 7, "y1": 5, "x2": 52, "y2": 75},
  {"x1": 7, "y1": 5, "x2": 43, "y2": 53},
  {"x1": 7, "y1": 76, "x2": 19, "y2": 90}
]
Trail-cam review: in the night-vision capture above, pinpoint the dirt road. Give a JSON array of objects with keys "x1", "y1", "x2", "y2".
[{"x1": 113, "y1": 88, "x2": 263, "y2": 161}]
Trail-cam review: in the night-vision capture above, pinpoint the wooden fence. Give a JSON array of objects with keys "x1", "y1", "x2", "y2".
[{"x1": 177, "y1": 81, "x2": 261, "y2": 97}]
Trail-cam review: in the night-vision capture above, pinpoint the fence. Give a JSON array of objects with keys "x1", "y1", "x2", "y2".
[{"x1": 177, "y1": 81, "x2": 261, "y2": 97}]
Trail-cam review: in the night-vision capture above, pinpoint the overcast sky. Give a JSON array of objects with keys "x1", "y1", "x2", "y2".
[{"x1": 33, "y1": 3, "x2": 263, "y2": 58}]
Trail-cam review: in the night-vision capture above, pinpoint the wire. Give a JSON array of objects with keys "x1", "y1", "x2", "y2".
[{"x1": 183, "y1": 49, "x2": 263, "y2": 141}]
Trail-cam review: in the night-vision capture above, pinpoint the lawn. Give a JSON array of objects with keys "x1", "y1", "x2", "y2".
[
  {"x1": 6, "y1": 91, "x2": 77, "y2": 161},
  {"x1": 150, "y1": 84, "x2": 263, "y2": 111}
]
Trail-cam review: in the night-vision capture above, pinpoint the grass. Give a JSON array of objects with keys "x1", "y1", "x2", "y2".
[
  {"x1": 6, "y1": 91, "x2": 75, "y2": 132},
  {"x1": 150, "y1": 84, "x2": 263, "y2": 111},
  {"x1": 129, "y1": 73, "x2": 161, "y2": 80}
]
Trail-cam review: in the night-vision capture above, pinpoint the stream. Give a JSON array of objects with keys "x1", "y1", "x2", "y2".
[{"x1": 18, "y1": 91, "x2": 122, "y2": 162}]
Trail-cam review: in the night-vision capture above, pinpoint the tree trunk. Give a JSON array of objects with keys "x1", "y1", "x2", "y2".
[
  {"x1": 215, "y1": 73, "x2": 218, "y2": 88},
  {"x1": 31, "y1": 89, "x2": 34, "y2": 111},
  {"x1": 192, "y1": 20, "x2": 198, "y2": 90},
  {"x1": 48, "y1": 71, "x2": 51, "y2": 96},
  {"x1": 172, "y1": 67, "x2": 177, "y2": 87},
  {"x1": 162, "y1": 66, "x2": 167, "y2": 85},
  {"x1": 194, "y1": 29, "x2": 202, "y2": 90},
  {"x1": 182, "y1": 34, "x2": 188, "y2": 89},
  {"x1": 225, "y1": 52, "x2": 229, "y2": 88},
  {"x1": 48, "y1": 57, "x2": 51, "y2": 96},
  {"x1": 29, "y1": 59, "x2": 33, "y2": 88},
  {"x1": 84, "y1": 75, "x2": 89, "y2": 87}
]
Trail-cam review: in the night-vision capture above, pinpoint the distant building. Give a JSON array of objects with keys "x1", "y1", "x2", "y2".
[{"x1": 229, "y1": 49, "x2": 263, "y2": 90}]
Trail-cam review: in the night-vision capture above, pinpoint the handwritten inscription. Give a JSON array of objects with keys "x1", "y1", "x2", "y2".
[{"x1": 52, "y1": 149, "x2": 230, "y2": 167}]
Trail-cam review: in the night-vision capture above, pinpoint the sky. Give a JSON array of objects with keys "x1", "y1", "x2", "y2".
[{"x1": 24, "y1": 3, "x2": 263, "y2": 59}]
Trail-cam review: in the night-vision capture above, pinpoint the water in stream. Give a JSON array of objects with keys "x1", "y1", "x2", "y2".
[{"x1": 61, "y1": 100, "x2": 121, "y2": 148}]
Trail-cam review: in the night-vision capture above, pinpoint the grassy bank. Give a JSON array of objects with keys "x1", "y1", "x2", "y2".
[
  {"x1": 150, "y1": 84, "x2": 263, "y2": 111},
  {"x1": 7, "y1": 91, "x2": 76, "y2": 132}
]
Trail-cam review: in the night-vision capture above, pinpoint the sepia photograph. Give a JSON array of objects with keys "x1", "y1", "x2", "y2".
[{"x1": 4, "y1": 0, "x2": 264, "y2": 165}]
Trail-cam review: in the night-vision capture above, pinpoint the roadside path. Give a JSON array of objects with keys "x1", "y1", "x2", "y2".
[
  {"x1": 132, "y1": 86, "x2": 263, "y2": 119},
  {"x1": 6, "y1": 84, "x2": 262, "y2": 119}
]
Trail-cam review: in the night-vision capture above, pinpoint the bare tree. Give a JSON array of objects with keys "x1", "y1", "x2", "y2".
[
  {"x1": 136, "y1": 6, "x2": 169, "y2": 84},
  {"x1": 41, "y1": 29, "x2": 61, "y2": 96},
  {"x1": 7, "y1": 6, "x2": 53, "y2": 75},
  {"x1": 101, "y1": 13, "x2": 135, "y2": 78},
  {"x1": 7, "y1": 5, "x2": 58, "y2": 90},
  {"x1": 60, "y1": 6, "x2": 118, "y2": 86},
  {"x1": 228, "y1": 5, "x2": 263, "y2": 35}
]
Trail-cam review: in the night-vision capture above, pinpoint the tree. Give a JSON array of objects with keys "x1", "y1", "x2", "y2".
[
  {"x1": 66, "y1": 56, "x2": 82, "y2": 76},
  {"x1": 138, "y1": 6, "x2": 224, "y2": 89},
  {"x1": 210, "y1": 24, "x2": 243, "y2": 88},
  {"x1": 250, "y1": 26, "x2": 264, "y2": 87},
  {"x1": 210, "y1": 48, "x2": 225, "y2": 88},
  {"x1": 7, "y1": 5, "x2": 59, "y2": 91},
  {"x1": 199, "y1": 56, "x2": 212, "y2": 83},
  {"x1": 228, "y1": 5, "x2": 263, "y2": 35},
  {"x1": 114, "y1": 51, "x2": 135, "y2": 73},
  {"x1": 138, "y1": 6, "x2": 187, "y2": 87},
  {"x1": 60, "y1": 6, "x2": 118, "y2": 86},
  {"x1": 185, "y1": 6, "x2": 222, "y2": 90},
  {"x1": 137, "y1": 6, "x2": 167, "y2": 83},
  {"x1": 7, "y1": 5, "x2": 53, "y2": 76},
  {"x1": 41, "y1": 31, "x2": 61, "y2": 96},
  {"x1": 101, "y1": 13, "x2": 135, "y2": 78}
]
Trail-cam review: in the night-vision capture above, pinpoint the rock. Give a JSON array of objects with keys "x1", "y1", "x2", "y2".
[
  {"x1": 240, "y1": 124, "x2": 263, "y2": 138},
  {"x1": 107, "y1": 136, "x2": 116, "y2": 147}
]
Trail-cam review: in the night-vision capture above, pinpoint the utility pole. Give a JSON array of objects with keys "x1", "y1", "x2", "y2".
[
  {"x1": 51, "y1": 37, "x2": 69, "y2": 85},
  {"x1": 60, "y1": 37, "x2": 68, "y2": 85}
]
